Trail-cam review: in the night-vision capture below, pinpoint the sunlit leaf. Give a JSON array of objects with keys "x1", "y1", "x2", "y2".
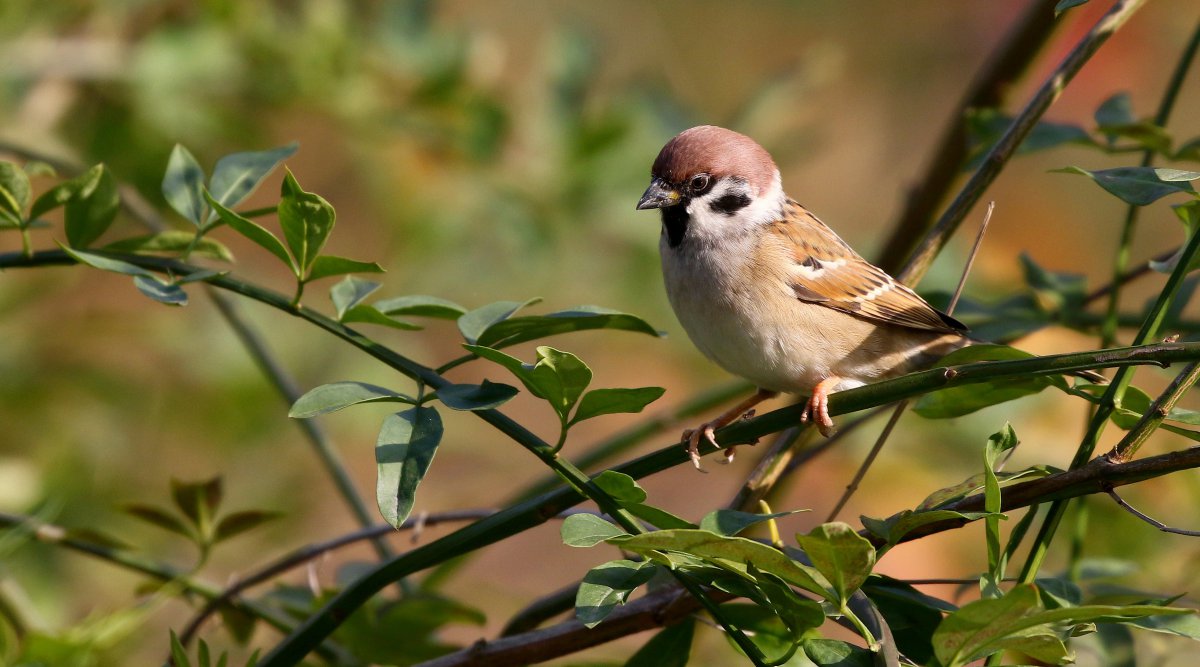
[
  {"x1": 592, "y1": 471, "x2": 647, "y2": 506},
  {"x1": 208, "y1": 142, "x2": 298, "y2": 213},
  {"x1": 435, "y1": 381, "x2": 518, "y2": 411},
  {"x1": 915, "y1": 344, "x2": 1068, "y2": 418},
  {"x1": 374, "y1": 294, "x2": 467, "y2": 320},
  {"x1": 330, "y1": 276, "x2": 381, "y2": 320},
  {"x1": 214, "y1": 510, "x2": 282, "y2": 543},
  {"x1": 457, "y1": 298, "x2": 542, "y2": 344},
  {"x1": 103, "y1": 231, "x2": 234, "y2": 261},
  {"x1": 475, "y1": 305, "x2": 662, "y2": 348},
  {"x1": 340, "y1": 304, "x2": 423, "y2": 330},
  {"x1": 575, "y1": 559, "x2": 656, "y2": 627},
  {"x1": 163, "y1": 145, "x2": 206, "y2": 226},
  {"x1": 206, "y1": 190, "x2": 296, "y2": 273},
  {"x1": 0, "y1": 161, "x2": 31, "y2": 221},
  {"x1": 561, "y1": 513, "x2": 628, "y2": 547},
  {"x1": 795, "y1": 522, "x2": 875, "y2": 606},
  {"x1": 375, "y1": 407, "x2": 442, "y2": 528},
  {"x1": 307, "y1": 255, "x2": 384, "y2": 282},
  {"x1": 278, "y1": 170, "x2": 335, "y2": 275},
  {"x1": 1053, "y1": 166, "x2": 1199, "y2": 206},
  {"x1": 289, "y1": 381, "x2": 415, "y2": 417},
  {"x1": 698, "y1": 509, "x2": 806, "y2": 537},
  {"x1": 569, "y1": 387, "x2": 664, "y2": 425}
]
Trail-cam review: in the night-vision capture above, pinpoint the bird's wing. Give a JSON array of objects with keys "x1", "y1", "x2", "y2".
[{"x1": 770, "y1": 203, "x2": 967, "y2": 334}]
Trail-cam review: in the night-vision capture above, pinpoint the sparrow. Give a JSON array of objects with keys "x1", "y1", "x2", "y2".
[{"x1": 637, "y1": 125, "x2": 972, "y2": 469}]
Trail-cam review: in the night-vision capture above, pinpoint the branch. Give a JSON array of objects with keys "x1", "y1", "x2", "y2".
[
  {"x1": 876, "y1": 0, "x2": 1059, "y2": 272},
  {"x1": 416, "y1": 447, "x2": 1200, "y2": 667},
  {"x1": 897, "y1": 0, "x2": 1148, "y2": 284}
]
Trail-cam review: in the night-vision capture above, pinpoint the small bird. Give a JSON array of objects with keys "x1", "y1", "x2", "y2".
[{"x1": 637, "y1": 125, "x2": 973, "y2": 469}]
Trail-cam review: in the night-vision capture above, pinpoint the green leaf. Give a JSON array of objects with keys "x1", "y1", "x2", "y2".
[
  {"x1": 863, "y1": 575, "x2": 954, "y2": 664},
  {"x1": 561, "y1": 513, "x2": 628, "y2": 547},
  {"x1": 570, "y1": 387, "x2": 665, "y2": 425},
  {"x1": 307, "y1": 255, "x2": 384, "y2": 282},
  {"x1": 375, "y1": 407, "x2": 442, "y2": 528},
  {"x1": 457, "y1": 298, "x2": 542, "y2": 344},
  {"x1": 1053, "y1": 166, "x2": 1199, "y2": 206},
  {"x1": 612, "y1": 529, "x2": 828, "y2": 598},
  {"x1": 1020, "y1": 253, "x2": 1086, "y2": 316},
  {"x1": 170, "y1": 630, "x2": 193, "y2": 667},
  {"x1": 1095, "y1": 93, "x2": 1134, "y2": 129},
  {"x1": 124, "y1": 504, "x2": 192, "y2": 539},
  {"x1": 625, "y1": 619, "x2": 694, "y2": 667},
  {"x1": 575, "y1": 559, "x2": 657, "y2": 628},
  {"x1": 289, "y1": 381, "x2": 415, "y2": 417},
  {"x1": 795, "y1": 522, "x2": 876, "y2": 606},
  {"x1": 278, "y1": 170, "x2": 335, "y2": 275},
  {"x1": 1055, "y1": 0, "x2": 1090, "y2": 14},
  {"x1": 753, "y1": 568, "x2": 826, "y2": 638},
  {"x1": 435, "y1": 381, "x2": 518, "y2": 411},
  {"x1": 1128, "y1": 612, "x2": 1200, "y2": 638},
  {"x1": 624, "y1": 503, "x2": 696, "y2": 531},
  {"x1": 163, "y1": 144, "x2": 206, "y2": 226},
  {"x1": 933, "y1": 584, "x2": 1192, "y2": 667},
  {"x1": 172, "y1": 477, "x2": 223, "y2": 532},
  {"x1": 464, "y1": 344, "x2": 592, "y2": 423},
  {"x1": 862, "y1": 509, "x2": 995, "y2": 547},
  {"x1": 699, "y1": 509, "x2": 806, "y2": 537},
  {"x1": 31, "y1": 164, "x2": 99, "y2": 221},
  {"x1": 0, "y1": 161, "x2": 31, "y2": 221},
  {"x1": 1175, "y1": 136, "x2": 1200, "y2": 162},
  {"x1": 133, "y1": 275, "x2": 189, "y2": 306},
  {"x1": 1149, "y1": 200, "x2": 1200, "y2": 274},
  {"x1": 982, "y1": 425, "x2": 1018, "y2": 598},
  {"x1": 63, "y1": 245, "x2": 192, "y2": 305},
  {"x1": 802, "y1": 638, "x2": 875, "y2": 666},
  {"x1": 330, "y1": 276, "x2": 381, "y2": 320},
  {"x1": 206, "y1": 190, "x2": 296, "y2": 273},
  {"x1": 102, "y1": 231, "x2": 234, "y2": 261},
  {"x1": 592, "y1": 471, "x2": 648, "y2": 506},
  {"x1": 207, "y1": 142, "x2": 298, "y2": 213},
  {"x1": 213, "y1": 510, "x2": 282, "y2": 543},
  {"x1": 61, "y1": 164, "x2": 119, "y2": 248},
  {"x1": 915, "y1": 344, "x2": 1067, "y2": 418},
  {"x1": 374, "y1": 294, "x2": 467, "y2": 320},
  {"x1": 340, "y1": 304, "x2": 423, "y2": 330},
  {"x1": 475, "y1": 305, "x2": 662, "y2": 348}
]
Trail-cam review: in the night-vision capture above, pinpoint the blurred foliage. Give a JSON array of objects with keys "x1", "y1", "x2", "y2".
[{"x1": 2, "y1": 1, "x2": 1200, "y2": 665}]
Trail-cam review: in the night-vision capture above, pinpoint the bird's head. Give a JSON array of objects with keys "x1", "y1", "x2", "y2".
[{"x1": 637, "y1": 125, "x2": 784, "y2": 247}]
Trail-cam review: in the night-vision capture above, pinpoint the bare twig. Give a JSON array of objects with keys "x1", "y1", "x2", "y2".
[{"x1": 1105, "y1": 488, "x2": 1200, "y2": 538}]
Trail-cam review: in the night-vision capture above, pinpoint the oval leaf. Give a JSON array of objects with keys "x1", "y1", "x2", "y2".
[
  {"x1": 208, "y1": 142, "x2": 298, "y2": 213},
  {"x1": 102, "y1": 231, "x2": 234, "y2": 262},
  {"x1": 289, "y1": 381, "x2": 415, "y2": 418},
  {"x1": 162, "y1": 145, "x2": 206, "y2": 226},
  {"x1": 206, "y1": 190, "x2": 296, "y2": 273},
  {"x1": 561, "y1": 513, "x2": 628, "y2": 547},
  {"x1": 307, "y1": 255, "x2": 384, "y2": 282},
  {"x1": 575, "y1": 559, "x2": 656, "y2": 628},
  {"x1": 457, "y1": 298, "x2": 542, "y2": 344},
  {"x1": 475, "y1": 305, "x2": 662, "y2": 348},
  {"x1": 795, "y1": 522, "x2": 876, "y2": 606},
  {"x1": 1054, "y1": 166, "x2": 1199, "y2": 206},
  {"x1": 570, "y1": 386, "x2": 665, "y2": 425},
  {"x1": 330, "y1": 276, "x2": 381, "y2": 320},
  {"x1": 436, "y1": 380, "x2": 518, "y2": 411},
  {"x1": 375, "y1": 407, "x2": 442, "y2": 528},
  {"x1": 374, "y1": 295, "x2": 467, "y2": 320},
  {"x1": 279, "y1": 170, "x2": 335, "y2": 275}
]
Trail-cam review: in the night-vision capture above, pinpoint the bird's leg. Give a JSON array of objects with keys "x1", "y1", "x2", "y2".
[
  {"x1": 683, "y1": 388, "x2": 777, "y2": 470},
  {"x1": 801, "y1": 377, "x2": 841, "y2": 437}
]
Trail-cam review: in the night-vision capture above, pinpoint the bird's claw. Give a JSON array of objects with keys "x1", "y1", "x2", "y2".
[
  {"x1": 682, "y1": 424, "x2": 717, "y2": 472},
  {"x1": 801, "y1": 391, "x2": 836, "y2": 437}
]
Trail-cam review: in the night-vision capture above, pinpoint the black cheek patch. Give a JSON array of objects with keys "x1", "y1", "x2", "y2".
[
  {"x1": 710, "y1": 193, "x2": 751, "y2": 215},
  {"x1": 661, "y1": 206, "x2": 690, "y2": 248}
]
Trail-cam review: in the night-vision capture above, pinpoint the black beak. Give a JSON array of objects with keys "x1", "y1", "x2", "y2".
[{"x1": 636, "y1": 178, "x2": 681, "y2": 210}]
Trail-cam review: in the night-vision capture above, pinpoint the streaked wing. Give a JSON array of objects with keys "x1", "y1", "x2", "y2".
[{"x1": 771, "y1": 202, "x2": 966, "y2": 334}]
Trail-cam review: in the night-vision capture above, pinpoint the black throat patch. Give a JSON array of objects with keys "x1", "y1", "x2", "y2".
[{"x1": 661, "y1": 205, "x2": 690, "y2": 248}]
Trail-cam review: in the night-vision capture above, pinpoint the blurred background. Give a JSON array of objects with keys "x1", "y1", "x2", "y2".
[{"x1": 1, "y1": 0, "x2": 1199, "y2": 664}]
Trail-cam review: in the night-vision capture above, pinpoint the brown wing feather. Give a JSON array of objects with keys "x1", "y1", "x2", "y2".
[{"x1": 771, "y1": 202, "x2": 966, "y2": 334}]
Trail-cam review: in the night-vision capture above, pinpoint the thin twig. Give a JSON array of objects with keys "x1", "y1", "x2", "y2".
[{"x1": 1105, "y1": 488, "x2": 1200, "y2": 538}]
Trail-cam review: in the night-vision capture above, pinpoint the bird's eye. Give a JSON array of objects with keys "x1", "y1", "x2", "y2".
[{"x1": 689, "y1": 173, "x2": 712, "y2": 195}]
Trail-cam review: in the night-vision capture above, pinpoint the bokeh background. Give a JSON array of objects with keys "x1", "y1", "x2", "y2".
[{"x1": 2, "y1": 1, "x2": 1200, "y2": 664}]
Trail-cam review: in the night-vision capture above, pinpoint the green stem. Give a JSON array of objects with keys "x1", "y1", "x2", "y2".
[
  {"x1": 1100, "y1": 18, "x2": 1200, "y2": 349},
  {"x1": 237, "y1": 205, "x2": 278, "y2": 219},
  {"x1": 19, "y1": 226, "x2": 32, "y2": 258}
]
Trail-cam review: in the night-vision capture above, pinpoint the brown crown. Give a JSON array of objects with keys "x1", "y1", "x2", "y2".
[{"x1": 651, "y1": 126, "x2": 778, "y2": 196}]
